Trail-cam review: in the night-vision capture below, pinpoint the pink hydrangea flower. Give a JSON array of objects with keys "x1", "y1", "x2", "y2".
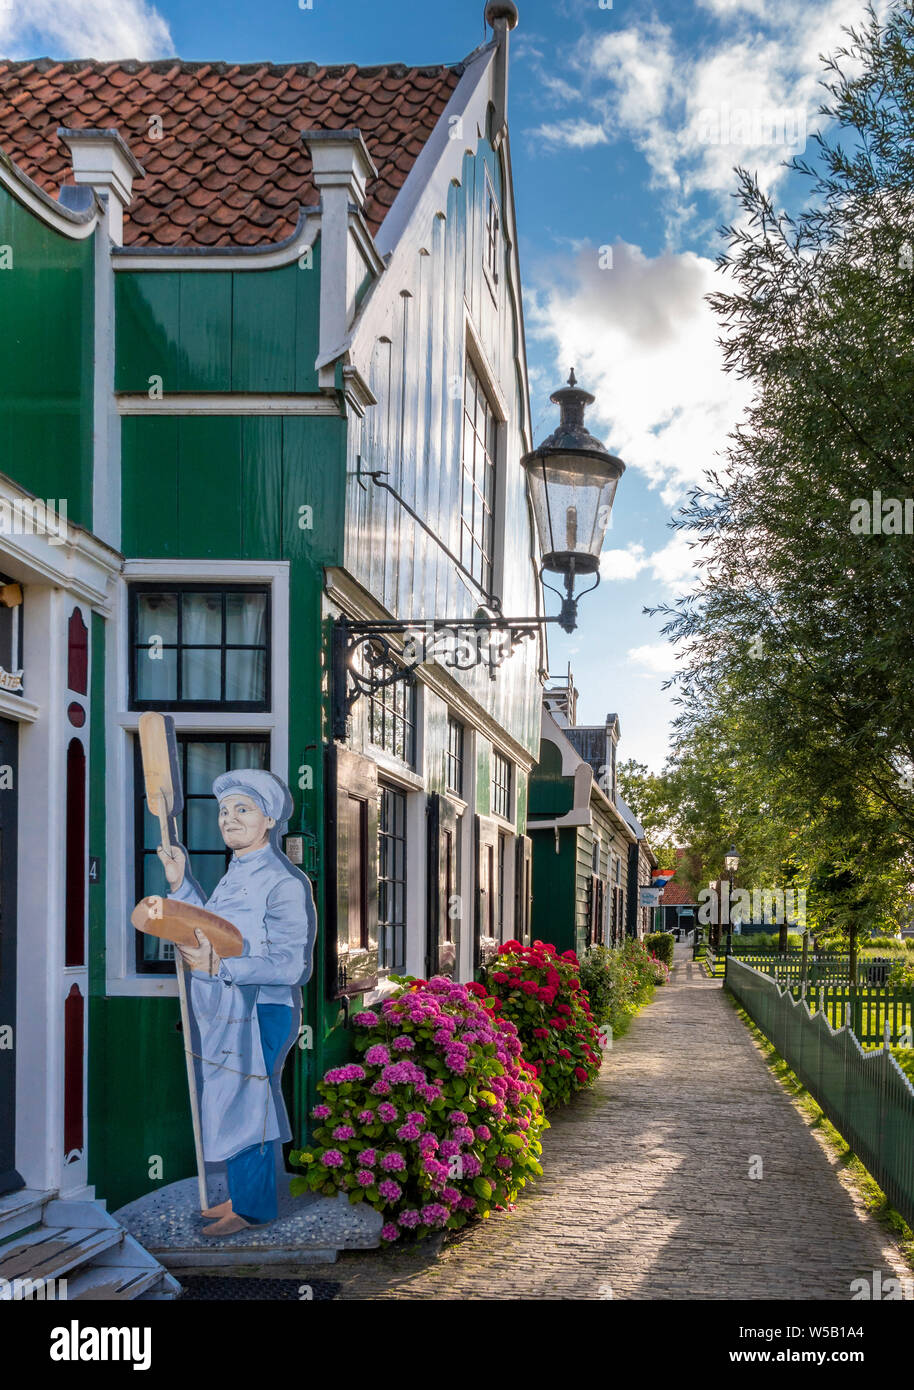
[
  {"x1": 378, "y1": 1179, "x2": 401, "y2": 1201},
  {"x1": 377, "y1": 1102, "x2": 398, "y2": 1123},
  {"x1": 356, "y1": 1169, "x2": 375, "y2": 1187},
  {"x1": 392, "y1": 1034, "x2": 415, "y2": 1052},
  {"x1": 371, "y1": 1080, "x2": 392, "y2": 1096},
  {"x1": 396, "y1": 1122, "x2": 421, "y2": 1142},
  {"x1": 398, "y1": 1209, "x2": 421, "y2": 1229},
  {"x1": 332, "y1": 1124, "x2": 355, "y2": 1141},
  {"x1": 420, "y1": 1203, "x2": 450, "y2": 1227},
  {"x1": 311, "y1": 1104, "x2": 331, "y2": 1119},
  {"x1": 353, "y1": 1010, "x2": 379, "y2": 1027},
  {"x1": 356, "y1": 1149, "x2": 377, "y2": 1167},
  {"x1": 448, "y1": 1110, "x2": 468, "y2": 1125},
  {"x1": 357, "y1": 1110, "x2": 375, "y2": 1124},
  {"x1": 364, "y1": 1044, "x2": 391, "y2": 1066},
  {"x1": 321, "y1": 1149, "x2": 344, "y2": 1168},
  {"x1": 475, "y1": 1125, "x2": 491, "y2": 1141},
  {"x1": 442, "y1": 1186, "x2": 461, "y2": 1206},
  {"x1": 380, "y1": 1223, "x2": 399, "y2": 1242},
  {"x1": 496, "y1": 1155, "x2": 513, "y2": 1170},
  {"x1": 380, "y1": 1151, "x2": 406, "y2": 1172},
  {"x1": 461, "y1": 1153, "x2": 482, "y2": 1177}
]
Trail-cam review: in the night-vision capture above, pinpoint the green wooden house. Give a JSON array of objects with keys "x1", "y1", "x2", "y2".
[
  {"x1": 0, "y1": 4, "x2": 548, "y2": 1218},
  {"x1": 528, "y1": 673, "x2": 639, "y2": 958}
]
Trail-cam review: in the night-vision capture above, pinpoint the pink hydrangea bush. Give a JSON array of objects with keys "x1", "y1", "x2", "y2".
[{"x1": 289, "y1": 976, "x2": 548, "y2": 1240}]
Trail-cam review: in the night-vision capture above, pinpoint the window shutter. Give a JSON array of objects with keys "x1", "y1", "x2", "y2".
[
  {"x1": 514, "y1": 833, "x2": 532, "y2": 944},
  {"x1": 426, "y1": 793, "x2": 460, "y2": 979},
  {"x1": 324, "y1": 744, "x2": 379, "y2": 998},
  {"x1": 474, "y1": 814, "x2": 499, "y2": 971}
]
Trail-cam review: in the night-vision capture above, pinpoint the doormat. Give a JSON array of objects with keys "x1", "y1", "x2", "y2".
[{"x1": 178, "y1": 1276, "x2": 340, "y2": 1300}]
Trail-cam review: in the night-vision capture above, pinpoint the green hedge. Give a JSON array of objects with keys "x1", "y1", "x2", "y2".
[{"x1": 644, "y1": 932, "x2": 675, "y2": 967}]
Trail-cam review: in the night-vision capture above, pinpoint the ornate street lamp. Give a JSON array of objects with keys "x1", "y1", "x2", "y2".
[
  {"x1": 724, "y1": 844, "x2": 740, "y2": 957},
  {"x1": 331, "y1": 370, "x2": 625, "y2": 740},
  {"x1": 521, "y1": 370, "x2": 625, "y2": 633}
]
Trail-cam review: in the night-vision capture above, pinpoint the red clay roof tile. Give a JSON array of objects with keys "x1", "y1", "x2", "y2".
[{"x1": 0, "y1": 57, "x2": 462, "y2": 246}]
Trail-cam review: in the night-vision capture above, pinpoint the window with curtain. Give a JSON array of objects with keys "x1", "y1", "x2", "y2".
[{"x1": 129, "y1": 584, "x2": 270, "y2": 710}]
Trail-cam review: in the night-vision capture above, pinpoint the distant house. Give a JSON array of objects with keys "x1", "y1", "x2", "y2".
[
  {"x1": 617, "y1": 793, "x2": 657, "y2": 940},
  {"x1": 527, "y1": 670, "x2": 653, "y2": 954},
  {"x1": 658, "y1": 850, "x2": 700, "y2": 937}
]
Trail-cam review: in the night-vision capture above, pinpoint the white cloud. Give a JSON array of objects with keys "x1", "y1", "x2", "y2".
[
  {"x1": 627, "y1": 643, "x2": 679, "y2": 675},
  {"x1": 0, "y1": 0, "x2": 173, "y2": 58},
  {"x1": 600, "y1": 533, "x2": 702, "y2": 590},
  {"x1": 552, "y1": 0, "x2": 896, "y2": 235},
  {"x1": 527, "y1": 119, "x2": 609, "y2": 151},
  {"x1": 528, "y1": 239, "x2": 751, "y2": 502},
  {"x1": 600, "y1": 543, "x2": 647, "y2": 581}
]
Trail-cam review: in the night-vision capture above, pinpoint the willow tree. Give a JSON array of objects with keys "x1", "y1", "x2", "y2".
[{"x1": 653, "y1": 1, "x2": 914, "y2": 946}]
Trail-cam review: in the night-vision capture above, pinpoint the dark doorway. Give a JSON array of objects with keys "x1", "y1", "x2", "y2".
[{"x1": 0, "y1": 715, "x2": 21, "y2": 1194}]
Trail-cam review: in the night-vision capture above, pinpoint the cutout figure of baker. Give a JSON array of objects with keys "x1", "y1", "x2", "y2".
[{"x1": 158, "y1": 769, "x2": 316, "y2": 1237}]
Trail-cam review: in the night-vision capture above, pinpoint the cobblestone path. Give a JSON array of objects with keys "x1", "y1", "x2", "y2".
[{"x1": 254, "y1": 947, "x2": 911, "y2": 1300}]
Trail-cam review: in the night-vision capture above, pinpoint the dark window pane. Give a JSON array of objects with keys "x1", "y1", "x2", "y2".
[
  {"x1": 182, "y1": 647, "x2": 221, "y2": 701},
  {"x1": 225, "y1": 649, "x2": 265, "y2": 703},
  {"x1": 182, "y1": 591, "x2": 222, "y2": 645},
  {"x1": 225, "y1": 592, "x2": 267, "y2": 645},
  {"x1": 136, "y1": 594, "x2": 177, "y2": 645},
  {"x1": 136, "y1": 648, "x2": 177, "y2": 702}
]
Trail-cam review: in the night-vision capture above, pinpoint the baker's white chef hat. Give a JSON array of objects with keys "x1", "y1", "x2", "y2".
[{"x1": 212, "y1": 768, "x2": 293, "y2": 825}]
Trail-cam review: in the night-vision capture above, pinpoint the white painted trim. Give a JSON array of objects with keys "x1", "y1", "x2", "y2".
[
  {"x1": 116, "y1": 394, "x2": 342, "y2": 417},
  {"x1": 464, "y1": 305, "x2": 508, "y2": 423},
  {"x1": 105, "y1": 559, "x2": 290, "y2": 994},
  {"x1": 0, "y1": 152, "x2": 99, "y2": 239},
  {"x1": 0, "y1": 690, "x2": 38, "y2": 723},
  {"x1": 111, "y1": 207, "x2": 320, "y2": 272},
  {"x1": 0, "y1": 477, "x2": 121, "y2": 611},
  {"x1": 93, "y1": 197, "x2": 121, "y2": 552}
]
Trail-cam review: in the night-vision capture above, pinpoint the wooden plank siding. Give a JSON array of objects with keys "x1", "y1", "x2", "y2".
[{"x1": 342, "y1": 140, "x2": 543, "y2": 765}]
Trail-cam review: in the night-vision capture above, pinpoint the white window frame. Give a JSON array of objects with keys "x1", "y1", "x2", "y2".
[{"x1": 106, "y1": 558, "x2": 290, "y2": 997}]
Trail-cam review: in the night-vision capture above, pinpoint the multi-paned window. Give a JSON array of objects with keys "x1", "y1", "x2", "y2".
[
  {"x1": 365, "y1": 647, "x2": 416, "y2": 766},
  {"x1": 496, "y1": 830, "x2": 508, "y2": 940},
  {"x1": 484, "y1": 167, "x2": 500, "y2": 289},
  {"x1": 491, "y1": 748, "x2": 512, "y2": 822},
  {"x1": 134, "y1": 734, "x2": 270, "y2": 971},
  {"x1": 446, "y1": 714, "x2": 464, "y2": 797},
  {"x1": 130, "y1": 584, "x2": 270, "y2": 710},
  {"x1": 378, "y1": 782, "x2": 407, "y2": 972},
  {"x1": 460, "y1": 356, "x2": 497, "y2": 591}
]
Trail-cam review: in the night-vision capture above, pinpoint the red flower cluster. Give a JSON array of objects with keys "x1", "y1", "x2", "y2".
[{"x1": 484, "y1": 940, "x2": 603, "y2": 1108}]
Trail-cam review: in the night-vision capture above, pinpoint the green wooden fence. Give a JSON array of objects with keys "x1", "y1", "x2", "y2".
[
  {"x1": 702, "y1": 951, "x2": 854, "y2": 983},
  {"x1": 726, "y1": 956, "x2": 914, "y2": 1230}
]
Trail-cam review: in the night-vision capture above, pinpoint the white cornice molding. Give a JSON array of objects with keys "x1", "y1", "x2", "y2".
[
  {"x1": 111, "y1": 205, "x2": 320, "y2": 272},
  {"x1": 116, "y1": 393, "x2": 342, "y2": 416},
  {"x1": 0, "y1": 148, "x2": 99, "y2": 239},
  {"x1": 0, "y1": 689, "x2": 39, "y2": 723},
  {"x1": 324, "y1": 565, "x2": 537, "y2": 771},
  {"x1": 0, "y1": 473, "x2": 122, "y2": 610}
]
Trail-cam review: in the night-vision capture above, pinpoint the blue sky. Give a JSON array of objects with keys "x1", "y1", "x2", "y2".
[{"x1": 1, "y1": 0, "x2": 885, "y2": 768}]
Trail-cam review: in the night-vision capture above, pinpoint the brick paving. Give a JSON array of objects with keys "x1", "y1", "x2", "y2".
[{"x1": 212, "y1": 947, "x2": 912, "y2": 1300}]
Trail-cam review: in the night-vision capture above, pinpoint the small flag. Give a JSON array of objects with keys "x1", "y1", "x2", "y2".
[{"x1": 652, "y1": 869, "x2": 675, "y2": 889}]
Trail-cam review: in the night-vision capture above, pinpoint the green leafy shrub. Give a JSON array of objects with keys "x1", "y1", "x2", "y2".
[
  {"x1": 484, "y1": 940, "x2": 603, "y2": 1107},
  {"x1": 644, "y1": 932, "x2": 674, "y2": 967},
  {"x1": 289, "y1": 975, "x2": 547, "y2": 1241},
  {"x1": 579, "y1": 938, "x2": 657, "y2": 1035}
]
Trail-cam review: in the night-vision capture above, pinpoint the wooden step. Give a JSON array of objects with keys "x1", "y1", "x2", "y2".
[
  {"x1": 62, "y1": 1263, "x2": 167, "y2": 1301},
  {"x1": 0, "y1": 1189, "x2": 54, "y2": 1243},
  {"x1": 0, "y1": 1225, "x2": 122, "y2": 1286}
]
